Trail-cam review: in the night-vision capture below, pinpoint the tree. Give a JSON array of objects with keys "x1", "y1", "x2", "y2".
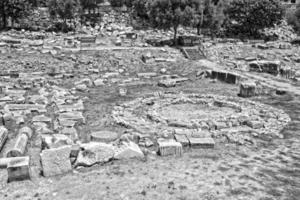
[
  {"x1": 287, "y1": 3, "x2": 300, "y2": 34},
  {"x1": 189, "y1": 0, "x2": 206, "y2": 35},
  {"x1": 109, "y1": 0, "x2": 132, "y2": 8},
  {"x1": 0, "y1": 0, "x2": 32, "y2": 29},
  {"x1": 132, "y1": 0, "x2": 149, "y2": 19},
  {"x1": 225, "y1": 0, "x2": 284, "y2": 38},
  {"x1": 80, "y1": 0, "x2": 103, "y2": 14},
  {"x1": 48, "y1": 0, "x2": 81, "y2": 32},
  {"x1": 147, "y1": 0, "x2": 194, "y2": 45},
  {"x1": 187, "y1": 0, "x2": 229, "y2": 36}
]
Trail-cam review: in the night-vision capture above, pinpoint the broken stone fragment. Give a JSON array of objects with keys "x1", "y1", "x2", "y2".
[
  {"x1": 6, "y1": 133, "x2": 28, "y2": 157},
  {"x1": 75, "y1": 78, "x2": 93, "y2": 87},
  {"x1": 0, "y1": 126, "x2": 8, "y2": 151},
  {"x1": 118, "y1": 87, "x2": 128, "y2": 97},
  {"x1": 114, "y1": 142, "x2": 144, "y2": 160},
  {"x1": 19, "y1": 126, "x2": 33, "y2": 138},
  {"x1": 32, "y1": 115, "x2": 52, "y2": 123},
  {"x1": 0, "y1": 157, "x2": 26, "y2": 168},
  {"x1": 33, "y1": 122, "x2": 53, "y2": 135},
  {"x1": 139, "y1": 137, "x2": 154, "y2": 147},
  {"x1": 6, "y1": 104, "x2": 46, "y2": 112},
  {"x1": 15, "y1": 116, "x2": 25, "y2": 125},
  {"x1": 59, "y1": 112, "x2": 85, "y2": 124},
  {"x1": 93, "y1": 79, "x2": 105, "y2": 86},
  {"x1": 76, "y1": 84, "x2": 88, "y2": 92},
  {"x1": 76, "y1": 142, "x2": 115, "y2": 167},
  {"x1": 40, "y1": 145, "x2": 72, "y2": 177},
  {"x1": 60, "y1": 127, "x2": 79, "y2": 141},
  {"x1": 137, "y1": 72, "x2": 157, "y2": 78},
  {"x1": 7, "y1": 156, "x2": 30, "y2": 183},
  {"x1": 214, "y1": 122, "x2": 227, "y2": 130},
  {"x1": 42, "y1": 134, "x2": 74, "y2": 149},
  {"x1": 157, "y1": 139, "x2": 182, "y2": 157}
]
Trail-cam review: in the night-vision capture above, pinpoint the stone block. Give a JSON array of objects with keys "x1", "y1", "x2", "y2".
[
  {"x1": 40, "y1": 145, "x2": 72, "y2": 177},
  {"x1": 188, "y1": 137, "x2": 215, "y2": 149},
  {"x1": 226, "y1": 73, "x2": 238, "y2": 84},
  {"x1": 7, "y1": 156, "x2": 30, "y2": 182},
  {"x1": 239, "y1": 82, "x2": 256, "y2": 98},
  {"x1": 217, "y1": 71, "x2": 227, "y2": 82},
  {"x1": 158, "y1": 139, "x2": 182, "y2": 156}
]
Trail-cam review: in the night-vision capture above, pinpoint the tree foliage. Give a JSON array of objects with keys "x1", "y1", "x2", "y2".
[
  {"x1": 48, "y1": 0, "x2": 80, "y2": 31},
  {"x1": 147, "y1": 0, "x2": 194, "y2": 44},
  {"x1": 187, "y1": 0, "x2": 229, "y2": 36},
  {"x1": 109, "y1": 0, "x2": 133, "y2": 8},
  {"x1": 0, "y1": 0, "x2": 32, "y2": 29},
  {"x1": 225, "y1": 0, "x2": 284, "y2": 38},
  {"x1": 287, "y1": 3, "x2": 300, "y2": 34},
  {"x1": 132, "y1": 0, "x2": 149, "y2": 19},
  {"x1": 48, "y1": 0, "x2": 80, "y2": 21}
]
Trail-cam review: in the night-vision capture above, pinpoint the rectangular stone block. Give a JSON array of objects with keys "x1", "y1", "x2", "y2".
[
  {"x1": 40, "y1": 145, "x2": 72, "y2": 177},
  {"x1": 7, "y1": 156, "x2": 30, "y2": 182},
  {"x1": 158, "y1": 139, "x2": 182, "y2": 156},
  {"x1": 188, "y1": 137, "x2": 215, "y2": 149}
]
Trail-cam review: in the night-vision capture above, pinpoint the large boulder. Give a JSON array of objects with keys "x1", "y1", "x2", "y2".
[{"x1": 40, "y1": 145, "x2": 72, "y2": 177}]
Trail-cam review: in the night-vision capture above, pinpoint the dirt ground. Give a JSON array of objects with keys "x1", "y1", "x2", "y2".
[
  {"x1": 0, "y1": 45, "x2": 299, "y2": 200},
  {"x1": 0, "y1": 75, "x2": 299, "y2": 200}
]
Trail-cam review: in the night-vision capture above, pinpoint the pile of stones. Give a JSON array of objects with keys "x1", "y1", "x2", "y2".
[{"x1": 261, "y1": 20, "x2": 297, "y2": 42}]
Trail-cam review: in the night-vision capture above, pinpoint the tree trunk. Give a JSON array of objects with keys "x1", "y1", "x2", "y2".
[
  {"x1": 197, "y1": 24, "x2": 201, "y2": 35},
  {"x1": 173, "y1": 26, "x2": 178, "y2": 46},
  {"x1": 63, "y1": 18, "x2": 67, "y2": 32}
]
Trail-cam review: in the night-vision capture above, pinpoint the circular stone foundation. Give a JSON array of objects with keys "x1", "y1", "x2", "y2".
[{"x1": 112, "y1": 92, "x2": 291, "y2": 145}]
